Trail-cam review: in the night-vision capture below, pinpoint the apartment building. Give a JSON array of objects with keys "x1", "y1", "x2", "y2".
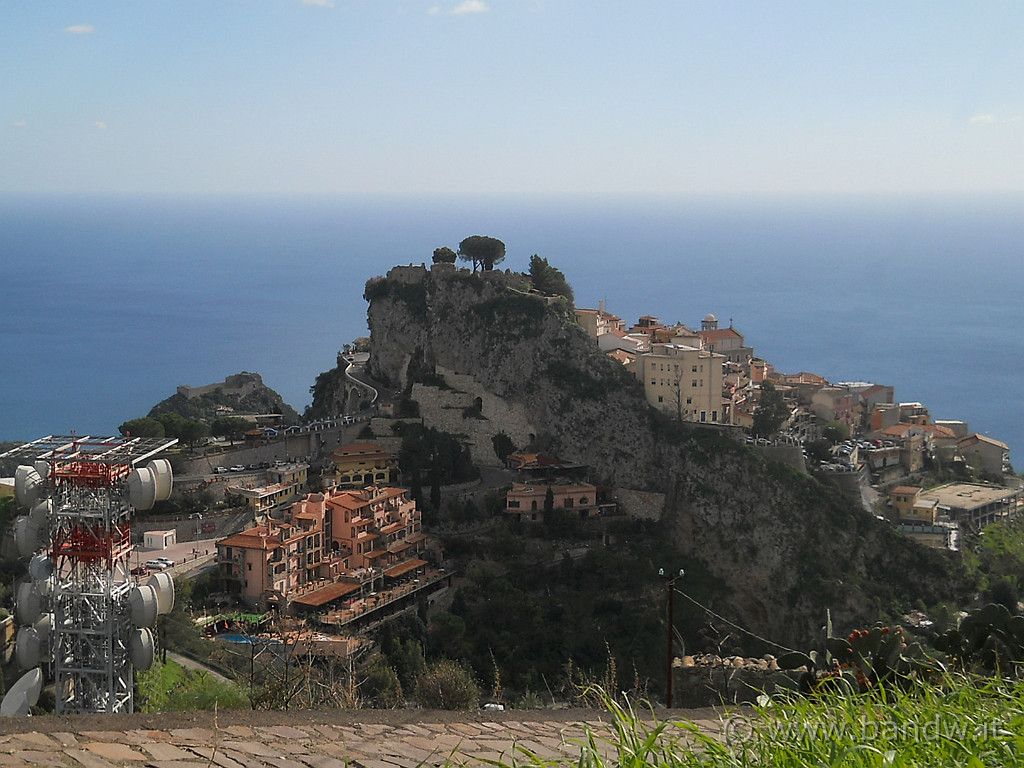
[
  {"x1": 217, "y1": 485, "x2": 425, "y2": 611},
  {"x1": 638, "y1": 343, "x2": 726, "y2": 423}
]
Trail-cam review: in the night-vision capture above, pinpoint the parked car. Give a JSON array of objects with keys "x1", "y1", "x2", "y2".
[
  {"x1": 145, "y1": 559, "x2": 169, "y2": 570},
  {"x1": 155, "y1": 556, "x2": 175, "y2": 567},
  {"x1": 130, "y1": 565, "x2": 149, "y2": 576},
  {"x1": 214, "y1": 466, "x2": 228, "y2": 474},
  {"x1": 230, "y1": 465, "x2": 246, "y2": 472}
]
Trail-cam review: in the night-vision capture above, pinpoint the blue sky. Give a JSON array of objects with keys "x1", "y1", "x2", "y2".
[{"x1": 3, "y1": 1, "x2": 1022, "y2": 197}]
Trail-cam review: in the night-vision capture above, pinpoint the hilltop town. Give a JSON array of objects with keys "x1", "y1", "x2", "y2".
[
  {"x1": 1, "y1": 254, "x2": 1019, "y2": 713},
  {"x1": 573, "y1": 300, "x2": 1019, "y2": 550}
]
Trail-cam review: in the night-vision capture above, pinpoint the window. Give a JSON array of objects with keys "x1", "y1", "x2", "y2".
[
  {"x1": 658, "y1": 396, "x2": 664, "y2": 403},
  {"x1": 508, "y1": 500, "x2": 520, "y2": 508},
  {"x1": 686, "y1": 397, "x2": 692, "y2": 404},
  {"x1": 247, "y1": 562, "x2": 252, "y2": 571},
  {"x1": 564, "y1": 498, "x2": 574, "y2": 508},
  {"x1": 692, "y1": 366, "x2": 697, "y2": 373},
  {"x1": 692, "y1": 380, "x2": 698, "y2": 387}
]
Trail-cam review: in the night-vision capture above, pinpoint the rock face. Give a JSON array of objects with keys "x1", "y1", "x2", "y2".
[{"x1": 343, "y1": 264, "x2": 967, "y2": 647}]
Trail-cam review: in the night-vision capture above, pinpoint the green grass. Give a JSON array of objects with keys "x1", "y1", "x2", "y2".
[
  {"x1": 136, "y1": 659, "x2": 247, "y2": 712},
  {"x1": 480, "y1": 679, "x2": 1024, "y2": 768}
]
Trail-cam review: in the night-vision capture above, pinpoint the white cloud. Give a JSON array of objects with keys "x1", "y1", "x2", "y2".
[
  {"x1": 95, "y1": 121, "x2": 108, "y2": 130},
  {"x1": 63, "y1": 24, "x2": 95, "y2": 34},
  {"x1": 450, "y1": 1, "x2": 488, "y2": 14},
  {"x1": 969, "y1": 114, "x2": 1022, "y2": 125},
  {"x1": 13, "y1": 120, "x2": 28, "y2": 128},
  {"x1": 428, "y1": 7, "x2": 440, "y2": 14},
  {"x1": 301, "y1": 0, "x2": 334, "y2": 6}
]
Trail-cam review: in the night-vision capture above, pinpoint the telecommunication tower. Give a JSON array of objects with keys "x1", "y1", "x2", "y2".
[{"x1": 1, "y1": 435, "x2": 177, "y2": 716}]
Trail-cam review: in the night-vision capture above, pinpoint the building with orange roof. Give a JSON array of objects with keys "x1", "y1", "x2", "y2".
[
  {"x1": 217, "y1": 485, "x2": 425, "y2": 611},
  {"x1": 696, "y1": 314, "x2": 755, "y2": 365},
  {"x1": 957, "y1": 433, "x2": 1012, "y2": 478},
  {"x1": 505, "y1": 482, "x2": 615, "y2": 523},
  {"x1": 574, "y1": 300, "x2": 626, "y2": 339}
]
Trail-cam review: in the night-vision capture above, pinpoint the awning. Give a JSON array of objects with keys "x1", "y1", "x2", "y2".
[
  {"x1": 291, "y1": 581, "x2": 362, "y2": 608},
  {"x1": 384, "y1": 559, "x2": 427, "y2": 578}
]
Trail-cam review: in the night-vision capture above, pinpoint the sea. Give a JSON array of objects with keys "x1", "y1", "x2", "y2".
[{"x1": 2, "y1": 192, "x2": 1022, "y2": 465}]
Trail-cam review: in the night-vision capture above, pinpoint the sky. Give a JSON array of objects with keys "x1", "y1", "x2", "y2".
[{"x1": 3, "y1": 1, "x2": 1022, "y2": 197}]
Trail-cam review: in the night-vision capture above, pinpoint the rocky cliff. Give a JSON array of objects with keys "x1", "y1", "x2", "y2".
[{"x1": 339, "y1": 264, "x2": 966, "y2": 646}]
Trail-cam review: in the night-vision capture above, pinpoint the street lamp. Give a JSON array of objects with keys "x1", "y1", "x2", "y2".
[
  {"x1": 191, "y1": 513, "x2": 203, "y2": 545},
  {"x1": 658, "y1": 568, "x2": 684, "y2": 708}
]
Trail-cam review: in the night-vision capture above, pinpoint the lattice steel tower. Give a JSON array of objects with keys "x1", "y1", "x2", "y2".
[{"x1": 2, "y1": 435, "x2": 177, "y2": 715}]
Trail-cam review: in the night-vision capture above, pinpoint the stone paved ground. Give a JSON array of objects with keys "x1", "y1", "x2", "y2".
[{"x1": 0, "y1": 708, "x2": 728, "y2": 768}]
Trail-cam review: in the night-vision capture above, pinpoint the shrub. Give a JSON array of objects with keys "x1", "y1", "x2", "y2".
[{"x1": 415, "y1": 660, "x2": 479, "y2": 710}]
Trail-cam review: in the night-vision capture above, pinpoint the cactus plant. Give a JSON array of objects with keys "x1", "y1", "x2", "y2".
[
  {"x1": 934, "y1": 602, "x2": 1024, "y2": 675},
  {"x1": 776, "y1": 615, "x2": 939, "y2": 696}
]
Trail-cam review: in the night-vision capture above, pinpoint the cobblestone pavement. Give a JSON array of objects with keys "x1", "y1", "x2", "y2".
[{"x1": 0, "y1": 708, "x2": 727, "y2": 767}]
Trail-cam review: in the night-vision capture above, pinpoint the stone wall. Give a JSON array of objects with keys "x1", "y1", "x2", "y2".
[
  {"x1": 411, "y1": 366, "x2": 538, "y2": 467},
  {"x1": 674, "y1": 654, "x2": 785, "y2": 707}
]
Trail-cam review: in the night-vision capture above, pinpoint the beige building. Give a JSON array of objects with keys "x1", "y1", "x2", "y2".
[
  {"x1": 228, "y1": 462, "x2": 308, "y2": 515},
  {"x1": 325, "y1": 443, "x2": 397, "y2": 489},
  {"x1": 918, "y1": 483, "x2": 1021, "y2": 530},
  {"x1": 638, "y1": 343, "x2": 726, "y2": 423},
  {"x1": 575, "y1": 301, "x2": 626, "y2": 340},
  {"x1": 957, "y1": 434, "x2": 1011, "y2": 477},
  {"x1": 505, "y1": 482, "x2": 614, "y2": 522}
]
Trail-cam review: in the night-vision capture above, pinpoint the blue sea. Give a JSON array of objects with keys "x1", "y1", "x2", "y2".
[{"x1": 2, "y1": 193, "x2": 1022, "y2": 464}]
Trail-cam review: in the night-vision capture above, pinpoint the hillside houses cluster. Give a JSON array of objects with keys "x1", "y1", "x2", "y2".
[
  {"x1": 216, "y1": 442, "x2": 439, "y2": 623},
  {"x1": 576, "y1": 302, "x2": 1018, "y2": 551}
]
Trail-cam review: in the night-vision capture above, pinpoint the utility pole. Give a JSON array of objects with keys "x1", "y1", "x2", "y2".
[{"x1": 659, "y1": 568, "x2": 684, "y2": 708}]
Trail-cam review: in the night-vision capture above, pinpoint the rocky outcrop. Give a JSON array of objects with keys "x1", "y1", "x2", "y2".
[
  {"x1": 342, "y1": 264, "x2": 968, "y2": 647},
  {"x1": 149, "y1": 372, "x2": 300, "y2": 424}
]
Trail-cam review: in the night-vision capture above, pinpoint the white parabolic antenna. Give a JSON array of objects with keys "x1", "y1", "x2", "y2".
[
  {"x1": 146, "y1": 571, "x2": 175, "y2": 615},
  {"x1": 15, "y1": 626, "x2": 43, "y2": 669},
  {"x1": 29, "y1": 498, "x2": 51, "y2": 526},
  {"x1": 29, "y1": 553, "x2": 53, "y2": 581},
  {"x1": 14, "y1": 516, "x2": 41, "y2": 558},
  {"x1": 14, "y1": 465, "x2": 44, "y2": 508},
  {"x1": 15, "y1": 582, "x2": 43, "y2": 625},
  {"x1": 128, "y1": 628, "x2": 155, "y2": 670},
  {"x1": 0, "y1": 668, "x2": 43, "y2": 717},
  {"x1": 147, "y1": 459, "x2": 173, "y2": 501},
  {"x1": 129, "y1": 584, "x2": 158, "y2": 628},
  {"x1": 127, "y1": 467, "x2": 158, "y2": 511}
]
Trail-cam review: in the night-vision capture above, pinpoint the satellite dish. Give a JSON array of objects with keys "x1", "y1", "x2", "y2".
[
  {"x1": 15, "y1": 626, "x2": 42, "y2": 669},
  {"x1": 0, "y1": 668, "x2": 43, "y2": 717},
  {"x1": 32, "y1": 460, "x2": 50, "y2": 480},
  {"x1": 15, "y1": 516, "x2": 42, "y2": 559},
  {"x1": 127, "y1": 467, "x2": 157, "y2": 510},
  {"x1": 33, "y1": 613, "x2": 51, "y2": 643},
  {"x1": 129, "y1": 628, "x2": 155, "y2": 670},
  {"x1": 15, "y1": 582, "x2": 42, "y2": 626},
  {"x1": 29, "y1": 554, "x2": 53, "y2": 581},
  {"x1": 147, "y1": 459, "x2": 173, "y2": 501},
  {"x1": 14, "y1": 465, "x2": 44, "y2": 508},
  {"x1": 29, "y1": 499, "x2": 52, "y2": 526},
  {"x1": 129, "y1": 584, "x2": 158, "y2": 628},
  {"x1": 146, "y1": 571, "x2": 175, "y2": 615}
]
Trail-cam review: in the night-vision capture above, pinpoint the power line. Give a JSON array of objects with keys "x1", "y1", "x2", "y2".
[{"x1": 672, "y1": 585, "x2": 799, "y2": 655}]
